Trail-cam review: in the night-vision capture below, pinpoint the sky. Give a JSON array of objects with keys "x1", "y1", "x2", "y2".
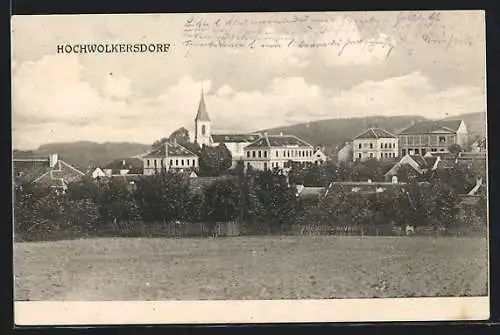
[{"x1": 11, "y1": 11, "x2": 486, "y2": 150}]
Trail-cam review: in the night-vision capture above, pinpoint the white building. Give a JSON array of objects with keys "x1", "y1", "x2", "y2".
[
  {"x1": 142, "y1": 141, "x2": 199, "y2": 176},
  {"x1": 352, "y1": 128, "x2": 398, "y2": 161},
  {"x1": 243, "y1": 133, "x2": 316, "y2": 170}
]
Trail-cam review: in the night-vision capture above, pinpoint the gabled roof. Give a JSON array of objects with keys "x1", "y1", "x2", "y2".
[
  {"x1": 103, "y1": 158, "x2": 143, "y2": 174},
  {"x1": 245, "y1": 134, "x2": 314, "y2": 149},
  {"x1": 143, "y1": 142, "x2": 199, "y2": 158},
  {"x1": 195, "y1": 90, "x2": 210, "y2": 122},
  {"x1": 212, "y1": 134, "x2": 261, "y2": 143},
  {"x1": 399, "y1": 120, "x2": 463, "y2": 135},
  {"x1": 354, "y1": 128, "x2": 396, "y2": 139},
  {"x1": 32, "y1": 160, "x2": 85, "y2": 188}
]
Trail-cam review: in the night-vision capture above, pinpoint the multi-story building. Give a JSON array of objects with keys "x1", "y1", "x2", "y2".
[
  {"x1": 398, "y1": 120, "x2": 468, "y2": 156},
  {"x1": 243, "y1": 133, "x2": 316, "y2": 170},
  {"x1": 352, "y1": 128, "x2": 398, "y2": 161},
  {"x1": 142, "y1": 141, "x2": 199, "y2": 176}
]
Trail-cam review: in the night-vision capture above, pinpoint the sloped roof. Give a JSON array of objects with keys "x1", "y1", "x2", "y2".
[
  {"x1": 399, "y1": 120, "x2": 463, "y2": 135},
  {"x1": 354, "y1": 128, "x2": 396, "y2": 139},
  {"x1": 104, "y1": 158, "x2": 143, "y2": 174},
  {"x1": 245, "y1": 134, "x2": 313, "y2": 149},
  {"x1": 195, "y1": 91, "x2": 210, "y2": 122},
  {"x1": 143, "y1": 142, "x2": 198, "y2": 158},
  {"x1": 212, "y1": 134, "x2": 261, "y2": 143},
  {"x1": 32, "y1": 160, "x2": 85, "y2": 188}
]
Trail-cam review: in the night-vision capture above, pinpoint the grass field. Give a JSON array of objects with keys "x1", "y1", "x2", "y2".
[{"x1": 14, "y1": 236, "x2": 488, "y2": 301}]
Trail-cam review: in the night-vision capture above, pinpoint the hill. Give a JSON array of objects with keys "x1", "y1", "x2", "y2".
[{"x1": 13, "y1": 141, "x2": 151, "y2": 171}]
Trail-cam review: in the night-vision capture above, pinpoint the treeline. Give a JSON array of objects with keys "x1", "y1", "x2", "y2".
[{"x1": 14, "y1": 160, "x2": 487, "y2": 241}]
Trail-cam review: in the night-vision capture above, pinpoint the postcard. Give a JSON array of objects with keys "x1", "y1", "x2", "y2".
[{"x1": 11, "y1": 10, "x2": 488, "y2": 325}]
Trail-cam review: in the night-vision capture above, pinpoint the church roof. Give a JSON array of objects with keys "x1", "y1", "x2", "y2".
[
  {"x1": 354, "y1": 128, "x2": 396, "y2": 139},
  {"x1": 195, "y1": 91, "x2": 210, "y2": 122},
  {"x1": 211, "y1": 134, "x2": 261, "y2": 143}
]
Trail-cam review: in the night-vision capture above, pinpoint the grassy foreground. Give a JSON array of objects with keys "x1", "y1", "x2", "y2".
[{"x1": 14, "y1": 236, "x2": 488, "y2": 301}]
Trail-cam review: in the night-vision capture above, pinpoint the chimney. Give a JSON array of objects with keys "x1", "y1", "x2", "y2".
[{"x1": 49, "y1": 153, "x2": 58, "y2": 168}]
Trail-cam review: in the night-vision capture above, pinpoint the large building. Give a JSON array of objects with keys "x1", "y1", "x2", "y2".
[
  {"x1": 193, "y1": 90, "x2": 262, "y2": 167},
  {"x1": 243, "y1": 133, "x2": 316, "y2": 170},
  {"x1": 398, "y1": 120, "x2": 468, "y2": 156},
  {"x1": 352, "y1": 128, "x2": 398, "y2": 161},
  {"x1": 142, "y1": 141, "x2": 199, "y2": 176}
]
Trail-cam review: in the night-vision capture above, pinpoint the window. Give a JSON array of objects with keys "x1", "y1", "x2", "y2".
[
  {"x1": 439, "y1": 136, "x2": 446, "y2": 143},
  {"x1": 287, "y1": 151, "x2": 290, "y2": 157},
  {"x1": 276, "y1": 151, "x2": 279, "y2": 157},
  {"x1": 247, "y1": 151, "x2": 250, "y2": 158},
  {"x1": 258, "y1": 151, "x2": 262, "y2": 158},
  {"x1": 264, "y1": 151, "x2": 267, "y2": 158},
  {"x1": 154, "y1": 160, "x2": 157, "y2": 168},
  {"x1": 181, "y1": 159, "x2": 184, "y2": 166},
  {"x1": 202, "y1": 125, "x2": 206, "y2": 135},
  {"x1": 431, "y1": 148, "x2": 437, "y2": 152},
  {"x1": 193, "y1": 159, "x2": 196, "y2": 166},
  {"x1": 252, "y1": 151, "x2": 256, "y2": 158},
  {"x1": 264, "y1": 162, "x2": 268, "y2": 170},
  {"x1": 381, "y1": 143, "x2": 383, "y2": 149},
  {"x1": 359, "y1": 143, "x2": 362, "y2": 149},
  {"x1": 414, "y1": 149, "x2": 420, "y2": 155},
  {"x1": 147, "y1": 159, "x2": 150, "y2": 167},
  {"x1": 370, "y1": 143, "x2": 373, "y2": 149},
  {"x1": 370, "y1": 153, "x2": 373, "y2": 158},
  {"x1": 161, "y1": 160, "x2": 164, "y2": 167},
  {"x1": 170, "y1": 159, "x2": 173, "y2": 166},
  {"x1": 402, "y1": 149, "x2": 406, "y2": 156},
  {"x1": 421, "y1": 149, "x2": 426, "y2": 156},
  {"x1": 176, "y1": 159, "x2": 179, "y2": 166},
  {"x1": 358, "y1": 153, "x2": 362, "y2": 159}
]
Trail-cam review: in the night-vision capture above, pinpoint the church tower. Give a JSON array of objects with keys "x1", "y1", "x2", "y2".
[{"x1": 194, "y1": 89, "x2": 212, "y2": 147}]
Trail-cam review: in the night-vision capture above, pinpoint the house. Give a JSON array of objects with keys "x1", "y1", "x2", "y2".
[
  {"x1": 243, "y1": 132, "x2": 316, "y2": 170},
  {"x1": 384, "y1": 153, "x2": 443, "y2": 182},
  {"x1": 91, "y1": 167, "x2": 106, "y2": 179},
  {"x1": 313, "y1": 147, "x2": 327, "y2": 164},
  {"x1": 212, "y1": 134, "x2": 262, "y2": 168},
  {"x1": 398, "y1": 119, "x2": 468, "y2": 156},
  {"x1": 13, "y1": 153, "x2": 85, "y2": 192},
  {"x1": 352, "y1": 128, "x2": 398, "y2": 161},
  {"x1": 102, "y1": 158, "x2": 143, "y2": 177},
  {"x1": 456, "y1": 151, "x2": 487, "y2": 164},
  {"x1": 193, "y1": 90, "x2": 262, "y2": 166},
  {"x1": 142, "y1": 141, "x2": 199, "y2": 176}
]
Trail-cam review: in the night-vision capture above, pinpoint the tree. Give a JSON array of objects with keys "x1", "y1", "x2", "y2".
[
  {"x1": 396, "y1": 164, "x2": 421, "y2": 183},
  {"x1": 168, "y1": 127, "x2": 190, "y2": 144},
  {"x1": 448, "y1": 144, "x2": 462, "y2": 155},
  {"x1": 201, "y1": 179, "x2": 241, "y2": 222},
  {"x1": 199, "y1": 144, "x2": 233, "y2": 177}
]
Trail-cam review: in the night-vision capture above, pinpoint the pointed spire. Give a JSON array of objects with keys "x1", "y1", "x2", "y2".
[{"x1": 195, "y1": 88, "x2": 210, "y2": 122}]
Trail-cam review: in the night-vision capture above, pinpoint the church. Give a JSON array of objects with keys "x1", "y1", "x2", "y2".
[{"x1": 193, "y1": 90, "x2": 262, "y2": 168}]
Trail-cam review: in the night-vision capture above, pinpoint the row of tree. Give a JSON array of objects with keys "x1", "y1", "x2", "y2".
[{"x1": 14, "y1": 158, "x2": 487, "y2": 241}]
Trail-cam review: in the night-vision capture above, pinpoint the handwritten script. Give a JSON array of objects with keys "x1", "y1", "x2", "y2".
[
  {"x1": 182, "y1": 12, "x2": 475, "y2": 57},
  {"x1": 182, "y1": 14, "x2": 395, "y2": 59}
]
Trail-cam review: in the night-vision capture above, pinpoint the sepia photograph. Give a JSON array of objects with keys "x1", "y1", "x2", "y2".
[{"x1": 11, "y1": 10, "x2": 489, "y2": 324}]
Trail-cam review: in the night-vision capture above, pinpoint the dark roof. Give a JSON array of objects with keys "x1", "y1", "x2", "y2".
[
  {"x1": 143, "y1": 142, "x2": 198, "y2": 158},
  {"x1": 245, "y1": 134, "x2": 313, "y2": 149},
  {"x1": 212, "y1": 134, "x2": 261, "y2": 143},
  {"x1": 103, "y1": 158, "x2": 143, "y2": 173},
  {"x1": 399, "y1": 120, "x2": 463, "y2": 135},
  {"x1": 195, "y1": 91, "x2": 210, "y2": 122},
  {"x1": 32, "y1": 160, "x2": 85, "y2": 188},
  {"x1": 409, "y1": 155, "x2": 437, "y2": 169},
  {"x1": 179, "y1": 142, "x2": 202, "y2": 155},
  {"x1": 354, "y1": 128, "x2": 396, "y2": 139}
]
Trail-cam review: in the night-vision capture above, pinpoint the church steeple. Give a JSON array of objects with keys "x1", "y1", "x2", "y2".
[
  {"x1": 195, "y1": 89, "x2": 211, "y2": 122},
  {"x1": 194, "y1": 88, "x2": 211, "y2": 147}
]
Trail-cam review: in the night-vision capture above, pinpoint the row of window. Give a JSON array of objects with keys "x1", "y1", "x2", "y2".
[
  {"x1": 357, "y1": 142, "x2": 396, "y2": 149},
  {"x1": 400, "y1": 135, "x2": 451, "y2": 146},
  {"x1": 246, "y1": 149, "x2": 314, "y2": 159},
  {"x1": 402, "y1": 148, "x2": 445, "y2": 156},
  {"x1": 146, "y1": 158, "x2": 197, "y2": 168},
  {"x1": 357, "y1": 152, "x2": 397, "y2": 159}
]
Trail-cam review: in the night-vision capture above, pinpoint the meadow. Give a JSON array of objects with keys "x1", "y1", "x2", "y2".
[{"x1": 14, "y1": 236, "x2": 488, "y2": 301}]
